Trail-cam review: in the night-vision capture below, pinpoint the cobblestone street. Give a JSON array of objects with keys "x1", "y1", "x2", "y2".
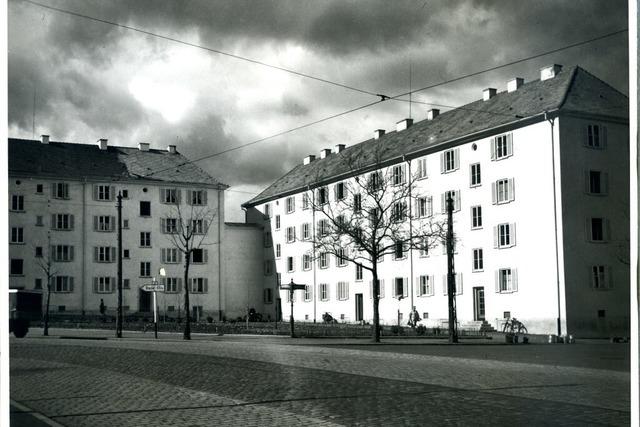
[{"x1": 10, "y1": 330, "x2": 630, "y2": 426}]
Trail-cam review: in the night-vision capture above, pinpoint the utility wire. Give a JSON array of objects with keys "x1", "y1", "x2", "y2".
[{"x1": 21, "y1": 0, "x2": 385, "y2": 99}]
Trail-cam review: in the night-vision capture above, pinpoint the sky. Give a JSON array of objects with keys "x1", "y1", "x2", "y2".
[{"x1": 7, "y1": 0, "x2": 629, "y2": 221}]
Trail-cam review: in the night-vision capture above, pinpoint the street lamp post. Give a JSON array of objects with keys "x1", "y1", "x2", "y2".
[{"x1": 280, "y1": 279, "x2": 306, "y2": 338}]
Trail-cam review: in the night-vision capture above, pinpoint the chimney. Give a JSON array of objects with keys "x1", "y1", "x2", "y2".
[
  {"x1": 167, "y1": 145, "x2": 177, "y2": 154},
  {"x1": 97, "y1": 138, "x2": 108, "y2": 150},
  {"x1": 396, "y1": 118, "x2": 413, "y2": 132},
  {"x1": 320, "y1": 149, "x2": 332, "y2": 159},
  {"x1": 540, "y1": 64, "x2": 563, "y2": 81},
  {"x1": 507, "y1": 77, "x2": 524, "y2": 92},
  {"x1": 373, "y1": 129, "x2": 386, "y2": 140},
  {"x1": 138, "y1": 142, "x2": 150, "y2": 152},
  {"x1": 303, "y1": 155, "x2": 316, "y2": 165},
  {"x1": 334, "y1": 144, "x2": 346, "y2": 153},
  {"x1": 483, "y1": 88, "x2": 497, "y2": 101},
  {"x1": 427, "y1": 109, "x2": 440, "y2": 120},
  {"x1": 40, "y1": 135, "x2": 49, "y2": 145}
]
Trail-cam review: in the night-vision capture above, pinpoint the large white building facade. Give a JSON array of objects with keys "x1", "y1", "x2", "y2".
[
  {"x1": 243, "y1": 65, "x2": 630, "y2": 338},
  {"x1": 8, "y1": 138, "x2": 265, "y2": 320}
]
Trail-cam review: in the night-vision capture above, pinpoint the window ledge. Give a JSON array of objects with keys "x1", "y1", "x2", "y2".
[{"x1": 469, "y1": 183, "x2": 482, "y2": 188}]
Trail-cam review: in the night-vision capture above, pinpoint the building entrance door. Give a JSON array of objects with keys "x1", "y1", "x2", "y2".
[
  {"x1": 473, "y1": 287, "x2": 485, "y2": 321},
  {"x1": 355, "y1": 293, "x2": 363, "y2": 322},
  {"x1": 139, "y1": 289, "x2": 151, "y2": 313}
]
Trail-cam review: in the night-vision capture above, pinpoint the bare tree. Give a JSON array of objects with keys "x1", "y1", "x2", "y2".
[
  {"x1": 308, "y1": 149, "x2": 446, "y2": 342},
  {"x1": 34, "y1": 231, "x2": 57, "y2": 336},
  {"x1": 164, "y1": 191, "x2": 217, "y2": 340}
]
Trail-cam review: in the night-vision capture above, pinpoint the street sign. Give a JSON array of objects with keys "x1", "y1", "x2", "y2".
[
  {"x1": 142, "y1": 284, "x2": 165, "y2": 292},
  {"x1": 280, "y1": 283, "x2": 306, "y2": 290}
]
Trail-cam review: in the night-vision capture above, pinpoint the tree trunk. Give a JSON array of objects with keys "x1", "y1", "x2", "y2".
[
  {"x1": 372, "y1": 266, "x2": 380, "y2": 343},
  {"x1": 43, "y1": 279, "x2": 51, "y2": 336},
  {"x1": 183, "y1": 255, "x2": 191, "y2": 340}
]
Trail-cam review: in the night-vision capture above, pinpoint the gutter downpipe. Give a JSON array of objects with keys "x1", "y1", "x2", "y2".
[
  {"x1": 81, "y1": 179, "x2": 86, "y2": 316},
  {"x1": 309, "y1": 185, "x2": 317, "y2": 323},
  {"x1": 218, "y1": 187, "x2": 223, "y2": 321},
  {"x1": 404, "y1": 155, "x2": 414, "y2": 313},
  {"x1": 545, "y1": 111, "x2": 563, "y2": 337}
]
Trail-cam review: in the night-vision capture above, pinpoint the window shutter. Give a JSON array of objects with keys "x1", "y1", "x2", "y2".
[
  {"x1": 110, "y1": 216, "x2": 116, "y2": 231},
  {"x1": 510, "y1": 223, "x2": 516, "y2": 246},
  {"x1": 584, "y1": 171, "x2": 591, "y2": 193},
  {"x1": 161, "y1": 248, "x2": 166, "y2": 263},
  {"x1": 607, "y1": 266, "x2": 613, "y2": 288},
  {"x1": 490, "y1": 138, "x2": 496, "y2": 160},
  {"x1": 51, "y1": 214, "x2": 57, "y2": 230},
  {"x1": 69, "y1": 246, "x2": 75, "y2": 261},
  {"x1": 70, "y1": 215, "x2": 75, "y2": 229},
  {"x1": 602, "y1": 126, "x2": 608, "y2": 148},
  {"x1": 93, "y1": 277, "x2": 98, "y2": 293},
  {"x1": 602, "y1": 172, "x2": 609, "y2": 195},
  {"x1": 506, "y1": 133, "x2": 513, "y2": 156},
  {"x1": 50, "y1": 245, "x2": 56, "y2": 262},
  {"x1": 403, "y1": 278, "x2": 408, "y2": 297},
  {"x1": 430, "y1": 276, "x2": 435, "y2": 295},
  {"x1": 93, "y1": 185, "x2": 99, "y2": 200},
  {"x1": 50, "y1": 183, "x2": 56, "y2": 197},
  {"x1": 177, "y1": 278, "x2": 183, "y2": 293},
  {"x1": 585, "y1": 218, "x2": 591, "y2": 241},
  {"x1": 69, "y1": 277, "x2": 74, "y2": 292},
  {"x1": 443, "y1": 275, "x2": 447, "y2": 295},
  {"x1": 369, "y1": 280, "x2": 373, "y2": 299},
  {"x1": 111, "y1": 247, "x2": 116, "y2": 262},
  {"x1": 160, "y1": 188, "x2": 165, "y2": 203},
  {"x1": 508, "y1": 179, "x2": 515, "y2": 202},
  {"x1": 512, "y1": 269, "x2": 518, "y2": 292},
  {"x1": 493, "y1": 226, "x2": 498, "y2": 248},
  {"x1": 457, "y1": 273, "x2": 462, "y2": 295},
  {"x1": 176, "y1": 189, "x2": 182, "y2": 204},
  {"x1": 495, "y1": 271, "x2": 500, "y2": 292},
  {"x1": 454, "y1": 149, "x2": 460, "y2": 170},
  {"x1": 440, "y1": 152, "x2": 445, "y2": 173},
  {"x1": 605, "y1": 219, "x2": 611, "y2": 241},
  {"x1": 203, "y1": 190, "x2": 208, "y2": 206},
  {"x1": 160, "y1": 218, "x2": 166, "y2": 234},
  {"x1": 94, "y1": 247, "x2": 99, "y2": 262},
  {"x1": 455, "y1": 191, "x2": 461, "y2": 211},
  {"x1": 94, "y1": 216, "x2": 99, "y2": 231},
  {"x1": 110, "y1": 277, "x2": 116, "y2": 292},
  {"x1": 401, "y1": 164, "x2": 407, "y2": 183},
  {"x1": 583, "y1": 125, "x2": 589, "y2": 147},
  {"x1": 491, "y1": 182, "x2": 497, "y2": 204},
  {"x1": 204, "y1": 278, "x2": 209, "y2": 293},
  {"x1": 416, "y1": 277, "x2": 421, "y2": 296},
  {"x1": 441, "y1": 193, "x2": 446, "y2": 213},
  {"x1": 204, "y1": 250, "x2": 208, "y2": 263},
  {"x1": 109, "y1": 186, "x2": 116, "y2": 201},
  {"x1": 187, "y1": 190, "x2": 192, "y2": 205},
  {"x1": 177, "y1": 251, "x2": 183, "y2": 263}
]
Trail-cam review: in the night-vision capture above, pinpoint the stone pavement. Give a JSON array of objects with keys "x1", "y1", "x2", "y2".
[{"x1": 10, "y1": 331, "x2": 630, "y2": 426}]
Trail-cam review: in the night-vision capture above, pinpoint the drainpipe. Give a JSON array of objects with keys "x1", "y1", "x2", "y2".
[
  {"x1": 218, "y1": 188, "x2": 223, "y2": 321},
  {"x1": 403, "y1": 155, "x2": 414, "y2": 313},
  {"x1": 545, "y1": 112, "x2": 563, "y2": 337},
  {"x1": 81, "y1": 179, "x2": 86, "y2": 316},
  {"x1": 309, "y1": 185, "x2": 317, "y2": 323}
]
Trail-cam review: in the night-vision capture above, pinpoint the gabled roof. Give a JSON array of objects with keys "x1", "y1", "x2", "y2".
[
  {"x1": 8, "y1": 138, "x2": 227, "y2": 187},
  {"x1": 243, "y1": 66, "x2": 628, "y2": 207}
]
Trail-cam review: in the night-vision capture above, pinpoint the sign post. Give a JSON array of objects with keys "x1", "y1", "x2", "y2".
[
  {"x1": 280, "y1": 279, "x2": 306, "y2": 338},
  {"x1": 142, "y1": 268, "x2": 166, "y2": 339}
]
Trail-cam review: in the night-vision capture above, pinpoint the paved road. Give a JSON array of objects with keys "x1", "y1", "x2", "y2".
[{"x1": 10, "y1": 329, "x2": 630, "y2": 426}]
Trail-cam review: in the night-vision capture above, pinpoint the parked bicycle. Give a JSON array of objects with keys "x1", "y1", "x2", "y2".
[{"x1": 502, "y1": 317, "x2": 528, "y2": 334}]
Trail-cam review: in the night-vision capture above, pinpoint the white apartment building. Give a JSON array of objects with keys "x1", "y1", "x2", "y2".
[
  {"x1": 8, "y1": 137, "x2": 265, "y2": 320},
  {"x1": 243, "y1": 65, "x2": 629, "y2": 337}
]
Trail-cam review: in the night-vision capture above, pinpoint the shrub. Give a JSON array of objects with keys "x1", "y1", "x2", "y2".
[
  {"x1": 416, "y1": 325, "x2": 427, "y2": 336},
  {"x1": 206, "y1": 316, "x2": 214, "y2": 323}
]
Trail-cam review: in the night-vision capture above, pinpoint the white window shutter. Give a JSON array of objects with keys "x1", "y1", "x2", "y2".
[
  {"x1": 510, "y1": 223, "x2": 516, "y2": 246},
  {"x1": 457, "y1": 273, "x2": 462, "y2": 295},
  {"x1": 454, "y1": 149, "x2": 460, "y2": 170},
  {"x1": 369, "y1": 281, "x2": 373, "y2": 299},
  {"x1": 161, "y1": 248, "x2": 166, "y2": 263},
  {"x1": 441, "y1": 193, "x2": 446, "y2": 213},
  {"x1": 416, "y1": 277, "x2": 421, "y2": 296},
  {"x1": 585, "y1": 218, "x2": 591, "y2": 241},
  {"x1": 401, "y1": 164, "x2": 407, "y2": 183},
  {"x1": 403, "y1": 278, "x2": 408, "y2": 297},
  {"x1": 495, "y1": 271, "x2": 500, "y2": 292},
  {"x1": 177, "y1": 278, "x2": 183, "y2": 293},
  {"x1": 178, "y1": 250, "x2": 183, "y2": 263},
  {"x1": 70, "y1": 215, "x2": 75, "y2": 229},
  {"x1": 161, "y1": 218, "x2": 166, "y2": 234},
  {"x1": 583, "y1": 125, "x2": 589, "y2": 147},
  {"x1": 491, "y1": 182, "x2": 497, "y2": 204},
  {"x1": 455, "y1": 191, "x2": 461, "y2": 211},
  {"x1": 51, "y1": 214, "x2": 57, "y2": 230},
  {"x1": 110, "y1": 216, "x2": 116, "y2": 231},
  {"x1": 507, "y1": 133, "x2": 513, "y2": 156},
  {"x1": 186, "y1": 190, "x2": 192, "y2": 205},
  {"x1": 94, "y1": 216, "x2": 99, "y2": 231},
  {"x1": 512, "y1": 268, "x2": 518, "y2": 292},
  {"x1": 69, "y1": 246, "x2": 75, "y2": 261},
  {"x1": 602, "y1": 126, "x2": 608, "y2": 148},
  {"x1": 493, "y1": 226, "x2": 498, "y2": 248},
  {"x1": 443, "y1": 275, "x2": 447, "y2": 295},
  {"x1": 69, "y1": 277, "x2": 74, "y2": 292},
  {"x1": 93, "y1": 277, "x2": 98, "y2": 293},
  {"x1": 602, "y1": 172, "x2": 609, "y2": 195},
  {"x1": 204, "y1": 250, "x2": 208, "y2": 263},
  {"x1": 204, "y1": 278, "x2": 209, "y2": 293},
  {"x1": 440, "y1": 152, "x2": 445, "y2": 173},
  {"x1": 160, "y1": 188, "x2": 165, "y2": 203},
  {"x1": 203, "y1": 190, "x2": 208, "y2": 205},
  {"x1": 51, "y1": 183, "x2": 56, "y2": 197},
  {"x1": 430, "y1": 276, "x2": 435, "y2": 295},
  {"x1": 490, "y1": 138, "x2": 496, "y2": 160},
  {"x1": 584, "y1": 170, "x2": 591, "y2": 193},
  {"x1": 428, "y1": 196, "x2": 433, "y2": 216},
  {"x1": 111, "y1": 247, "x2": 116, "y2": 261},
  {"x1": 94, "y1": 247, "x2": 99, "y2": 262},
  {"x1": 93, "y1": 185, "x2": 99, "y2": 200},
  {"x1": 607, "y1": 266, "x2": 613, "y2": 288},
  {"x1": 176, "y1": 189, "x2": 182, "y2": 204},
  {"x1": 110, "y1": 186, "x2": 116, "y2": 201},
  {"x1": 509, "y1": 179, "x2": 515, "y2": 202},
  {"x1": 605, "y1": 219, "x2": 611, "y2": 241}
]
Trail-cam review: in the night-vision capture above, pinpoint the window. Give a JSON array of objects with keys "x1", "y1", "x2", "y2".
[
  {"x1": 140, "y1": 232, "x2": 151, "y2": 247},
  {"x1": 416, "y1": 158, "x2": 427, "y2": 179},
  {"x1": 35, "y1": 278, "x2": 42, "y2": 290},
  {"x1": 140, "y1": 201, "x2": 151, "y2": 217},
  {"x1": 441, "y1": 238, "x2": 458, "y2": 255},
  {"x1": 496, "y1": 268, "x2": 518, "y2": 293},
  {"x1": 317, "y1": 187, "x2": 329, "y2": 205},
  {"x1": 368, "y1": 172, "x2": 382, "y2": 191},
  {"x1": 491, "y1": 133, "x2": 513, "y2": 160},
  {"x1": 286, "y1": 289, "x2": 295, "y2": 303},
  {"x1": 492, "y1": 178, "x2": 515, "y2": 204},
  {"x1": 591, "y1": 265, "x2": 611, "y2": 289},
  {"x1": 191, "y1": 278, "x2": 208, "y2": 293},
  {"x1": 123, "y1": 249, "x2": 130, "y2": 259},
  {"x1": 188, "y1": 220, "x2": 204, "y2": 235},
  {"x1": 53, "y1": 245, "x2": 74, "y2": 262},
  {"x1": 10, "y1": 259, "x2": 24, "y2": 275},
  {"x1": 275, "y1": 244, "x2": 281, "y2": 258},
  {"x1": 394, "y1": 241, "x2": 405, "y2": 260},
  {"x1": 10, "y1": 227, "x2": 24, "y2": 244},
  {"x1": 190, "y1": 190, "x2": 205, "y2": 206},
  {"x1": 52, "y1": 214, "x2": 74, "y2": 230},
  {"x1": 494, "y1": 223, "x2": 516, "y2": 248},
  {"x1": 588, "y1": 217, "x2": 609, "y2": 242},
  {"x1": 287, "y1": 256, "x2": 295, "y2": 272},
  {"x1": 441, "y1": 190, "x2": 461, "y2": 213},
  {"x1": 370, "y1": 279, "x2": 385, "y2": 299},
  {"x1": 162, "y1": 218, "x2": 178, "y2": 234},
  {"x1": 416, "y1": 196, "x2": 432, "y2": 218},
  {"x1": 140, "y1": 262, "x2": 151, "y2": 277},
  {"x1": 11, "y1": 195, "x2": 24, "y2": 211},
  {"x1": 369, "y1": 208, "x2": 380, "y2": 227},
  {"x1": 441, "y1": 148, "x2": 459, "y2": 173},
  {"x1": 336, "y1": 248, "x2": 348, "y2": 266},
  {"x1": 264, "y1": 260, "x2": 273, "y2": 275},
  {"x1": 320, "y1": 283, "x2": 329, "y2": 301},
  {"x1": 317, "y1": 219, "x2": 329, "y2": 237},
  {"x1": 122, "y1": 189, "x2": 129, "y2": 199},
  {"x1": 95, "y1": 246, "x2": 116, "y2": 262},
  {"x1": 123, "y1": 219, "x2": 129, "y2": 229},
  {"x1": 471, "y1": 206, "x2": 483, "y2": 229},
  {"x1": 353, "y1": 194, "x2": 362, "y2": 213},
  {"x1": 586, "y1": 170, "x2": 608, "y2": 195},
  {"x1": 164, "y1": 277, "x2": 180, "y2": 293},
  {"x1": 356, "y1": 264, "x2": 363, "y2": 281},
  {"x1": 302, "y1": 223, "x2": 311, "y2": 240},
  {"x1": 95, "y1": 185, "x2": 113, "y2": 201},
  {"x1": 264, "y1": 288, "x2": 273, "y2": 304},
  {"x1": 586, "y1": 124, "x2": 606, "y2": 149},
  {"x1": 53, "y1": 183, "x2": 69, "y2": 199},
  {"x1": 391, "y1": 202, "x2": 406, "y2": 222},
  {"x1": 418, "y1": 275, "x2": 434, "y2": 296},
  {"x1": 274, "y1": 215, "x2": 281, "y2": 230},
  {"x1": 264, "y1": 203, "x2": 272, "y2": 218},
  {"x1": 36, "y1": 184, "x2": 43, "y2": 194},
  {"x1": 302, "y1": 194, "x2": 310, "y2": 210},
  {"x1": 337, "y1": 281, "x2": 349, "y2": 300},
  {"x1": 192, "y1": 249, "x2": 207, "y2": 263},
  {"x1": 394, "y1": 277, "x2": 408, "y2": 298},
  {"x1": 334, "y1": 183, "x2": 345, "y2": 201},
  {"x1": 319, "y1": 252, "x2": 329, "y2": 269},
  {"x1": 264, "y1": 232, "x2": 272, "y2": 248},
  {"x1": 36, "y1": 216, "x2": 43, "y2": 226},
  {"x1": 419, "y1": 237, "x2": 429, "y2": 257},
  {"x1": 95, "y1": 215, "x2": 115, "y2": 232},
  {"x1": 286, "y1": 226, "x2": 296, "y2": 243},
  {"x1": 392, "y1": 165, "x2": 405, "y2": 185},
  {"x1": 473, "y1": 248, "x2": 483, "y2": 272},
  {"x1": 161, "y1": 188, "x2": 180, "y2": 204},
  {"x1": 35, "y1": 246, "x2": 43, "y2": 257},
  {"x1": 442, "y1": 273, "x2": 463, "y2": 295},
  {"x1": 162, "y1": 248, "x2": 180, "y2": 264},
  {"x1": 303, "y1": 254, "x2": 312, "y2": 270},
  {"x1": 470, "y1": 163, "x2": 481, "y2": 187},
  {"x1": 304, "y1": 285, "x2": 312, "y2": 301},
  {"x1": 94, "y1": 277, "x2": 114, "y2": 293},
  {"x1": 54, "y1": 276, "x2": 73, "y2": 292},
  {"x1": 286, "y1": 197, "x2": 295, "y2": 213}
]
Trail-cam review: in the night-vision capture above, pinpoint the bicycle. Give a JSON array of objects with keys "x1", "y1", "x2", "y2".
[{"x1": 502, "y1": 317, "x2": 528, "y2": 334}]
